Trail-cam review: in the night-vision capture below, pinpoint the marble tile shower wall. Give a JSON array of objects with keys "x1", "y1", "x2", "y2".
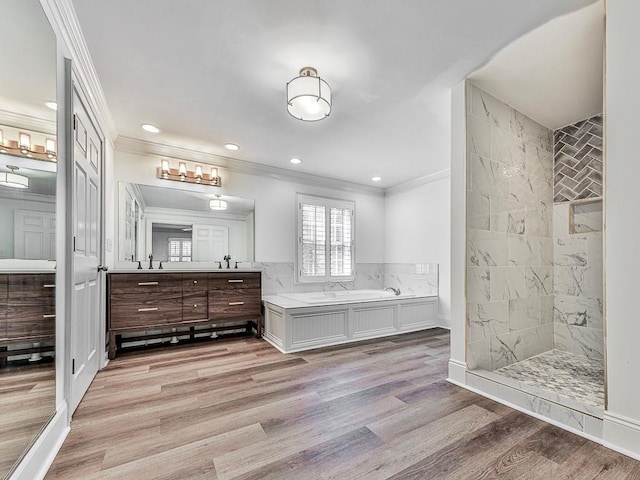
[
  {"x1": 255, "y1": 262, "x2": 438, "y2": 297},
  {"x1": 552, "y1": 115, "x2": 604, "y2": 361},
  {"x1": 466, "y1": 83, "x2": 554, "y2": 371}
]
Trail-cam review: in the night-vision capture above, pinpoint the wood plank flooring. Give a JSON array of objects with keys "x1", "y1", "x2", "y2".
[
  {"x1": 45, "y1": 330, "x2": 639, "y2": 479},
  {"x1": 0, "y1": 361, "x2": 55, "y2": 478}
]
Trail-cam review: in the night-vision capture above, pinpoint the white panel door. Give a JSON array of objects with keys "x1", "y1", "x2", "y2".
[
  {"x1": 69, "y1": 88, "x2": 103, "y2": 414},
  {"x1": 192, "y1": 224, "x2": 228, "y2": 262},
  {"x1": 14, "y1": 210, "x2": 56, "y2": 259}
]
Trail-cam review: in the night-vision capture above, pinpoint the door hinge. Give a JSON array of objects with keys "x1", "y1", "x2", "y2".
[
  {"x1": 72, "y1": 358, "x2": 75, "y2": 375},
  {"x1": 73, "y1": 114, "x2": 77, "y2": 130},
  {"x1": 73, "y1": 236, "x2": 76, "y2": 252}
]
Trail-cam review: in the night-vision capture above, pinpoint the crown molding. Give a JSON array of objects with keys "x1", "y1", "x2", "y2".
[
  {"x1": 144, "y1": 207, "x2": 249, "y2": 223},
  {"x1": 384, "y1": 168, "x2": 451, "y2": 196},
  {"x1": 0, "y1": 110, "x2": 56, "y2": 135},
  {"x1": 116, "y1": 136, "x2": 386, "y2": 197},
  {"x1": 0, "y1": 189, "x2": 56, "y2": 203},
  {"x1": 40, "y1": 0, "x2": 118, "y2": 143}
]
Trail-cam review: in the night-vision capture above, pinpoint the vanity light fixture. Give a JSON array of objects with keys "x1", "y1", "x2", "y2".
[
  {"x1": 287, "y1": 67, "x2": 331, "y2": 122},
  {"x1": 0, "y1": 127, "x2": 56, "y2": 161},
  {"x1": 209, "y1": 194, "x2": 227, "y2": 211},
  {"x1": 157, "y1": 159, "x2": 221, "y2": 187},
  {"x1": 0, "y1": 165, "x2": 29, "y2": 189}
]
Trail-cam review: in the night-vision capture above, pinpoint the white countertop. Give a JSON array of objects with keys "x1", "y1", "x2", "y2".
[{"x1": 109, "y1": 269, "x2": 262, "y2": 274}]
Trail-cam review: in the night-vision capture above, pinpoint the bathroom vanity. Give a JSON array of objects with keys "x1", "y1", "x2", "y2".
[
  {"x1": 0, "y1": 272, "x2": 56, "y2": 365},
  {"x1": 107, "y1": 270, "x2": 262, "y2": 359}
]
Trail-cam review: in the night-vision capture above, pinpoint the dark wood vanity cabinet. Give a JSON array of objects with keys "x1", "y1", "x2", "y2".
[
  {"x1": 0, "y1": 273, "x2": 56, "y2": 345},
  {"x1": 107, "y1": 271, "x2": 262, "y2": 359}
]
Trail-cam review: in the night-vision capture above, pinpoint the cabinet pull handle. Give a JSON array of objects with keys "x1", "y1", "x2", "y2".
[
  {"x1": 228, "y1": 279, "x2": 244, "y2": 283},
  {"x1": 183, "y1": 319, "x2": 204, "y2": 324},
  {"x1": 137, "y1": 282, "x2": 159, "y2": 286},
  {"x1": 43, "y1": 314, "x2": 56, "y2": 318},
  {"x1": 228, "y1": 301, "x2": 244, "y2": 306},
  {"x1": 138, "y1": 307, "x2": 159, "y2": 312},
  {"x1": 44, "y1": 284, "x2": 55, "y2": 288}
]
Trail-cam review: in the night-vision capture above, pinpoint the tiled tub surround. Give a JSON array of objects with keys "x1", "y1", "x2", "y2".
[
  {"x1": 466, "y1": 83, "x2": 555, "y2": 371},
  {"x1": 255, "y1": 262, "x2": 438, "y2": 297}
]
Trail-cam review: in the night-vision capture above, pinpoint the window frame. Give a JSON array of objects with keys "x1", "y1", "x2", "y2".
[
  {"x1": 168, "y1": 237, "x2": 192, "y2": 263},
  {"x1": 295, "y1": 193, "x2": 355, "y2": 284}
]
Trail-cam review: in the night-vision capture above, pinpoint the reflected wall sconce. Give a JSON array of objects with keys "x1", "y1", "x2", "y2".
[
  {"x1": 0, "y1": 127, "x2": 56, "y2": 161},
  {"x1": 0, "y1": 165, "x2": 29, "y2": 189},
  {"x1": 158, "y1": 159, "x2": 221, "y2": 187},
  {"x1": 209, "y1": 194, "x2": 227, "y2": 211},
  {"x1": 287, "y1": 67, "x2": 332, "y2": 122}
]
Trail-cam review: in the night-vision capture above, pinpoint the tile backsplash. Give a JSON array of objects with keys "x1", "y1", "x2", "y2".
[{"x1": 256, "y1": 262, "x2": 438, "y2": 297}]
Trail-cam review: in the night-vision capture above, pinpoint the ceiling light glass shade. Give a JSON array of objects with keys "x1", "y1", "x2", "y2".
[
  {"x1": 178, "y1": 162, "x2": 187, "y2": 179},
  {"x1": 287, "y1": 67, "x2": 331, "y2": 122},
  {"x1": 0, "y1": 171, "x2": 29, "y2": 189},
  {"x1": 209, "y1": 198, "x2": 227, "y2": 210},
  {"x1": 45, "y1": 138, "x2": 56, "y2": 158},
  {"x1": 19, "y1": 133, "x2": 30, "y2": 153}
]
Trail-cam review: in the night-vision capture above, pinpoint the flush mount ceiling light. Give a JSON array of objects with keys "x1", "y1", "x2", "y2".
[
  {"x1": 209, "y1": 194, "x2": 228, "y2": 211},
  {"x1": 0, "y1": 165, "x2": 29, "y2": 189},
  {"x1": 287, "y1": 67, "x2": 331, "y2": 122},
  {"x1": 141, "y1": 123, "x2": 160, "y2": 133},
  {"x1": 224, "y1": 143, "x2": 239, "y2": 151}
]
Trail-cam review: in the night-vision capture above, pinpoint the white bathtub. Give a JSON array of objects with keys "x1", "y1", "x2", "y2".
[
  {"x1": 262, "y1": 290, "x2": 437, "y2": 353},
  {"x1": 279, "y1": 289, "x2": 415, "y2": 305}
]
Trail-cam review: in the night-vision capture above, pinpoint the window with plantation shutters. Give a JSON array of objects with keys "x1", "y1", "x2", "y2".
[
  {"x1": 168, "y1": 238, "x2": 192, "y2": 262},
  {"x1": 296, "y1": 194, "x2": 355, "y2": 283}
]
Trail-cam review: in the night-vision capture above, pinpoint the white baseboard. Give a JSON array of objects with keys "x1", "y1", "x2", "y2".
[
  {"x1": 9, "y1": 402, "x2": 70, "y2": 480},
  {"x1": 447, "y1": 358, "x2": 467, "y2": 384},
  {"x1": 603, "y1": 411, "x2": 640, "y2": 461}
]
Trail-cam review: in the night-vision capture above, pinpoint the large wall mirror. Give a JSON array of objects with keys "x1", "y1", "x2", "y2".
[
  {"x1": 0, "y1": 0, "x2": 57, "y2": 477},
  {"x1": 118, "y1": 182, "x2": 255, "y2": 267}
]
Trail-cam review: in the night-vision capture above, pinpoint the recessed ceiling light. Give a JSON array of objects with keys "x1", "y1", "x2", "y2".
[
  {"x1": 224, "y1": 143, "x2": 239, "y2": 151},
  {"x1": 45, "y1": 101, "x2": 57, "y2": 111},
  {"x1": 372, "y1": 176, "x2": 382, "y2": 182},
  {"x1": 141, "y1": 124, "x2": 160, "y2": 133},
  {"x1": 290, "y1": 158, "x2": 302, "y2": 164}
]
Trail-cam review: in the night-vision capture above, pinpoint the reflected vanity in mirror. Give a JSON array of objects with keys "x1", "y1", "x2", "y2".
[
  {"x1": 118, "y1": 182, "x2": 255, "y2": 267},
  {"x1": 0, "y1": 0, "x2": 58, "y2": 477}
]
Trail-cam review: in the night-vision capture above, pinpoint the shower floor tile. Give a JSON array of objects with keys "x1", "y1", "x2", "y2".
[{"x1": 495, "y1": 349, "x2": 604, "y2": 408}]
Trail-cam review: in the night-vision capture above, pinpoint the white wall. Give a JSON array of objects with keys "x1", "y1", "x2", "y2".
[
  {"x1": 603, "y1": 0, "x2": 640, "y2": 459},
  {"x1": 384, "y1": 175, "x2": 451, "y2": 325},
  {"x1": 0, "y1": 196, "x2": 55, "y2": 258},
  {"x1": 114, "y1": 150, "x2": 386, "y2": 264}
]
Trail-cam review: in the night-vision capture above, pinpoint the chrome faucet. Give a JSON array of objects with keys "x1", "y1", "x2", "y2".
[{"x1": 385, "y1": 286, "x2": 401, "y2": 295}]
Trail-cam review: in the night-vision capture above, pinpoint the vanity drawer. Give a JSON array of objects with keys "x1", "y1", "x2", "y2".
[
  {"x1": 6, "y1": 303, "x2": 56, "y2": 339},
  {"x1": 182, "y1": 274, "x2": 208, "y2": 293},
  {"x1": 110, "y1": 293, "x2": 182, "y2": 329},
  {"x1": 208, "y1": 289, "x2": 261, "y2": 317},
  {"x1": 208, "y1": 273, "x2": 260, "y2": 290},
  {"x1": 109, "y1": 273, "x2": 183, "y2": 295},
  {"x1": 8, "y1": 274, "x2": 56, "y2": 298},
  {"x1": 182, "y1": 293, "x2": 208, "y2": 321}
]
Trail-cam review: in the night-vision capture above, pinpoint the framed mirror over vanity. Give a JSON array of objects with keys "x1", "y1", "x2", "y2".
[{"x1": 0, "y1": 0, "x2": 58, "y2": 478}]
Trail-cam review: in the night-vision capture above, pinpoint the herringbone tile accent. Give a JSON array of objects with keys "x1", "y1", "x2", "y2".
[{"x1": 553, "y1": 114, "x2": 603, "y2": 203}]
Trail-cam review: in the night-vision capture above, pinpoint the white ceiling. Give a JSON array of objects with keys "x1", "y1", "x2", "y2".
[
  {"x1": 137, "y1": 184, "x2": 254, "y2": 216},
  {"x1": 470, "y1": 2, "x2": 603, "y2": 130},
  {"x1": 71, "y1": 0, "x2": 599, "y2": 188}
]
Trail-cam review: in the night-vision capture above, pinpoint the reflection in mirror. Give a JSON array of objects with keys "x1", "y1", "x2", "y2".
[
  {"x1": 0, "y1": 0, "x2": 57, "y2": 477},
  {"x1": 118, "y1": 182, "x2": 255, "y2": 266}
]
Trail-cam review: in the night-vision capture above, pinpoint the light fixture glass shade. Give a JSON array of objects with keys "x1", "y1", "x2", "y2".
[
  {"x1": 0, "y1": 171, "x2": 29, "y2": 189},
  {"x1": 195, "y1": 165, "x2": 203, "y2": 179},
  {"x1": 209, "y1": 198, "x2": 227, "y2": 210},
  {"x1": 161, "y1": 159, "x2": 170, "y2": 175},
  {"x1": 287, "y1": 67, "x2": 331, "y2": 121},
  {"x1": 178, "y1": 162, "x2": 187, "y2": 179},
  {"x1": 19, "y1": 132, "x2": 31, "y2": 153},
  {"x1": 0, "y1": 130, "x2": 3, "y2": 146},
  {"x1": 45, "y1": 138, "x2": 56, "y2": 157}
]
